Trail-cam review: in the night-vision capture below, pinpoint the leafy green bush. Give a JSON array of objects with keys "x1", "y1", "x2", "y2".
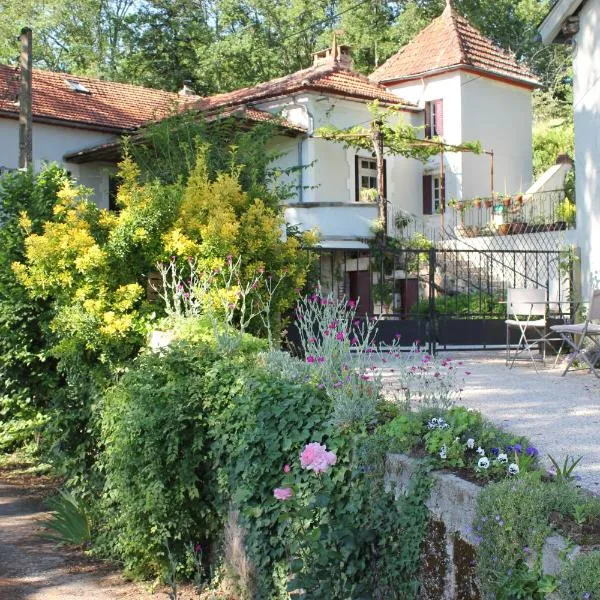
[
  {"x1": 97, "y1": 322, "x2": 434, "y2": 598},
  {"x1": 559, "y1": 551, "x2": 600, "y2": 599},
  {"x1": 98, "y1": 341, "x2": 229, "y2": 576},
  {"x1": 411, "y1": 292, "x2": 504, "y2": 318},
  {"x1": 0, "y1": 166, "x2": 67, "y2": 451},
  {"x1": 474, "y1": 474, "x2": 585, "y2": 597},
  {"x1": 533, "y1": 122, "x2": 574, "y2": 178}
]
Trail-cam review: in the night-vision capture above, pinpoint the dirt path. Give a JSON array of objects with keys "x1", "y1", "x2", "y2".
[{"x1": 0, "y1": 473, "x2": 169, "y2": 600}]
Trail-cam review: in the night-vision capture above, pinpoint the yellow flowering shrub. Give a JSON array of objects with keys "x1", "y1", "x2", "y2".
[{"x1": 14, "y1": 145, "x2": 314, "y2": 368}]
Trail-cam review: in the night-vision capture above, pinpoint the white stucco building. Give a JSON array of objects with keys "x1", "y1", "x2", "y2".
[
  {"x1": 540, "y1": 0, "x2": 600, "y2": 296},
  {"x1": 0, "y1": 63, "x2": 184, "y2": 207},
  {"x1": 0, "y1": 2, "x2": 539, "y2": 268}
]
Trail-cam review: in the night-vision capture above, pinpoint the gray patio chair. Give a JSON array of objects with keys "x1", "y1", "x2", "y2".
[
  {"x1": 505, "y1": 287, "x2": 547, "y2": 372},
  {"x1": 550, "y1": 289, "x2": 600, "y2": 377}
]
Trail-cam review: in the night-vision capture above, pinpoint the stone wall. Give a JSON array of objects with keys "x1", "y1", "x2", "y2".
[{"x1": 385, "y1": 454, "x2": 579, "y2": 599}]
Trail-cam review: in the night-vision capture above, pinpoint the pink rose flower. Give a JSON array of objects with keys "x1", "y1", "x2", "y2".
[
  {"x1": 300, "y1": 442, "x2": 337, "y2": 474},
  {"x1": 273, "y1": 487, "x2": 293, "y2": 500}
]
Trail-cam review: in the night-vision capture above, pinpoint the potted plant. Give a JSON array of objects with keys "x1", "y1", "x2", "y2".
[
  {"x1": 498, "y1": 222, "x2": 511, "y2": 236},
  {"x1": 484, "y1": 197, "x2": 494, "y2": 209},
  {"x1": 394, "y1": 213, "x2": 412, "y2": 232},
  {"x1": 525, "y1": 216, "x2": 545, "y2": 233},
  {"x1": 359, "y1": 187, "x2": 379, "y2": 203},
  {"x1": 472, "y1": 197, "x2": 482, "y2": 209},
  {"x1": 515, "y1": 193, "x2": 524, "y2": 207},
  {"x1": 501, "y1": 195, "x2": 512, "y2": 208},
  {"x1": 510, "y1": 218, "x2": 527, "y2": 235},
  {"x1": 554, "y1": 199, "x2": 576, "y2": 230}
]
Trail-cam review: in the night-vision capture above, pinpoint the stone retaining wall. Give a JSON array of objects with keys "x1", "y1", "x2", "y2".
[{"x1": 385, "y1": 454, "x2": 580, "y2": 599}]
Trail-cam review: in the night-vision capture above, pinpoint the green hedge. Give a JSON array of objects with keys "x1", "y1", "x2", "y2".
[{"x1": 97, "y1": 332, "x2": 432, "y2": 598}]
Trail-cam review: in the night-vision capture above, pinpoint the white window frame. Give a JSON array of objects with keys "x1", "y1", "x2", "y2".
[
  {"x1": 357, "y1": 157, "x2": 378, "y2": 201},
  {"x1": 432, "y1": 175, "x2": 441, "y2": 212}
]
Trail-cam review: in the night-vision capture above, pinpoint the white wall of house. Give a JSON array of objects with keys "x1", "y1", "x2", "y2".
[
  {"x1": 460, "y1": 73, "x2": 533, "y2": 199},
  {"x1": 386, "y1": 70, "x2": 534, "y2": 207},
  {"x1": 0, "y1": 117, "x2": 116, "y2": 207},
  {"x1": 388, "y1": 72, "x2": 465, "y2": 210},
  {"x1": 261, "y1": 93, "x2": 428, "y2": 241},
  {"x1": 572, "y1": 0, "x2": 600, "y2": 296}
]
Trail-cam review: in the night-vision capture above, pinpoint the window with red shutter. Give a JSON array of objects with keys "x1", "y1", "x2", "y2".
[
  {"x1": 424, "y1": 102, "x2": 432, "y2": 139},
  {"x1": 422, "y1": 175, "x2": 433, "y2": 215},
  {"x1": 424, "y1": 100, "x2": 444, "y2": 138}
]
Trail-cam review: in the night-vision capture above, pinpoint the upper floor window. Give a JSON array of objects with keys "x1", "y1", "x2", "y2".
[
  {"x1": 355, "y1": 156, "x2": 386, "y2": 202},
  {"x1": 425, "y1": 99, "x2": 444, "y2": 139}
]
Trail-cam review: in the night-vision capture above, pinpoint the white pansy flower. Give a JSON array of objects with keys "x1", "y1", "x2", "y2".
[
  {"x1": 477, "y1": 447, "x2": 485, "y2": 456},
  {"x1": 439, "y1": 444, "x2": 447, "y2": 460},
  {"x1": 478, "y1": 457, "x2": 490, "y2": 469},
  {"x1": 497, "y1": 453, "x2": 508, "y2": 464},
  {"x1": 508, "y1": 463, "x2": 520, "y2": 475},
  {"x1": 467, "y1": 438, "x2": 475, "y2": 449}
]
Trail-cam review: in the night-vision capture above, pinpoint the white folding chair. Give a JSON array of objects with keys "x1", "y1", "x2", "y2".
[
  {"x1": 505, "y1": 288, "x2": 547, "y2": 372},
  {"x1": 550, "y1": 289, "x2": 600, "y2": 378}
]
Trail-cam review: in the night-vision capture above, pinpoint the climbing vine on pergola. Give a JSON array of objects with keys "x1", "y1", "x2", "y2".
[{"x1": 316, "y1": 101, "x2": 483, "y2": 237}]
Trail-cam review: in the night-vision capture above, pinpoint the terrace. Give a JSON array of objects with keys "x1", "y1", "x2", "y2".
[{"x1": 446, "y1": 189, "x2": 576, "y2": 238}]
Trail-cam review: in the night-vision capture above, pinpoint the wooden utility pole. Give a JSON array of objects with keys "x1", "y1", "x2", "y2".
[
  {"x1": 18, "y1": 27, "x2": 33, "y2": 170},
  {"x1": 371, "y1": 119, "x2": 387, "y2": 239}
]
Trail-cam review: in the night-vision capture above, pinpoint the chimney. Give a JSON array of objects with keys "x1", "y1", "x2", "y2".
[
  {"x1": 178, "y1": 80, "x2": 196, "y2": 97},
  {"x1": 18, "y1": 27, "x2": 33, "y2": 170},
  {"x1": 312, "y1": 33, "x2": 353, "y2": 70}
]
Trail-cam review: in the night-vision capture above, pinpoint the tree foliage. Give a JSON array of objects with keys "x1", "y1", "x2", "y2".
[
  {"x1": 0, "y1": 166, "x2": 67, "y2": 451},
  {"x1": 0, "y1": 0, "x2": 571, "y2": 115},
  {"x1": 11, "y1": 148, "x2": 314, "y2": 481}
]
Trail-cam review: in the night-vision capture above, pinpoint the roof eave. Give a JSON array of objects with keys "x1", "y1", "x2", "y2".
[
  {"x1": 64, "y1": 112, "x2": 307, "y2": 164},
  {"x1": 304, "y1": 85, "x2": 418, "y2": 110},
  {"x1": 377, "y1": 64, "x2": 541, "y2": 90},
  {"x1": 0, "y1": 109, "x2": 136, "y2": 134},
  {"x1": 539, "y1": 0, "x2": 585, "y2": 44}
]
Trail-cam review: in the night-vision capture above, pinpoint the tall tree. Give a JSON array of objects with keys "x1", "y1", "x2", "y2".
[
  {"x1": 0, "y1": 0, "x2": 134, "y2": 76},
  {"x1": 121, "y1": 0, "x2": 215, "y2": 92}
]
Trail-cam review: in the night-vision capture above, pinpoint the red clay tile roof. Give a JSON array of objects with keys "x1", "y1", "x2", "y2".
[
  {"x1": 0, "y1": 59, "x2": 414, "y2": 134},
  {"x1": 192, "y1": 62, "x2": 416, "y2": 112},
  {"x1": 64, "y1": 107, "x2": 306, "y2": 164},
  {"x1": 371, "y1": 3, "x2": 540, "y2": 88},
  {"x1": 0, "y1": 64, "x2": 184, "y2": 132}
]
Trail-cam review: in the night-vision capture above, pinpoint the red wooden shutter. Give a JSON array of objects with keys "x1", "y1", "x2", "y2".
[
  {"x1": 422, "y1": 175, "x2": 433, "y2": 215},
  {"x1": 434, "y1": 99, "x2": 444, "y2": 136},
  {"x1": 354, "y1": 155, "x2": 360, "y2": 202},
  {"x1": 424, "y1": 102, "x2": 432, "y2": 139}
]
